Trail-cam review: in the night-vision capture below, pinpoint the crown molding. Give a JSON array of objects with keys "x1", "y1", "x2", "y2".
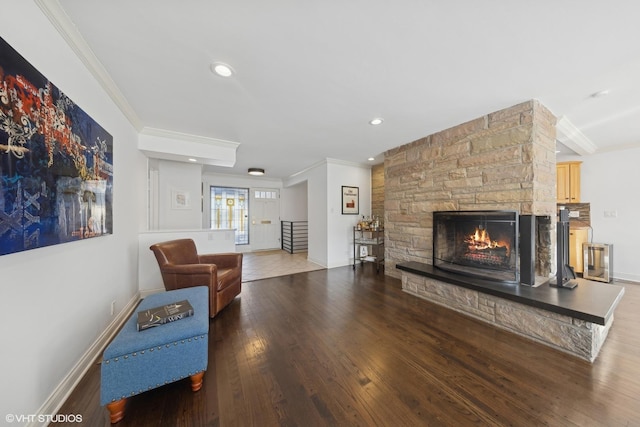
[
  {"x1": 325, "y1": 157, "x2": 372, "y2": 169},
  {"x1": 35, "y1": 0, "x2": 144, "y2": 131},
  {"x1": 138, "y1": 128, "x2": 239, "y2": 167},
  {"x1": 202, "y1": 169, "x2": 283, "y2": 183},
  {"x1": 591, "y1": 141, "x2": 640, "y2": 154},
  {"x1": 140, "y1": 127, "x2": 240, "y2": 149},
  {"x1": 556, "y1": 116, "x2": 598, "y2": 156},
  {"x1": 286, "y1": 157, "x2": 370, "y2": 180}
]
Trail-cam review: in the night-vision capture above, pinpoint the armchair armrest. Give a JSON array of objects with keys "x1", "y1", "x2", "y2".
[
  {"x1": 198, "y1": 253, "x2": 243, "y2": 269},
  {"x1": 161, "y1": 264, "x2": 217, "y2": 275}
]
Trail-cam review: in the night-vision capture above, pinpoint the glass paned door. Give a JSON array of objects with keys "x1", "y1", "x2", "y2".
[{"x1": 210, "y1": 186, "x2": 249, "y2": 245}]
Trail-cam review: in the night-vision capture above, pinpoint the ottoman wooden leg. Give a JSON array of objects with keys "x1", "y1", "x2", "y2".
[
  {"x1": 190, "y1": 371, "x2": 204, "y2": 391},
  {"x1": 106, "y1": 398, "x2": 126, "y2": 423}
]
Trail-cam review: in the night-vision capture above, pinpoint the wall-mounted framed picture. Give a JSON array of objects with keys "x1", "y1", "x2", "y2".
[
  {"x1": 341, "y1": 186, "x2": 359, "y2": 215},
  {"x1": 171, "y1": 189, "x2": 191, "y2": 210},
  {"x1": 0, "y1": 36, "x2": 113, "y2": 256}
]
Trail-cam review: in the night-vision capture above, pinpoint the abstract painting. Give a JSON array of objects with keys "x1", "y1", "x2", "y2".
[{"x1": 0, "y1": 37, "x2": 113, "y2": 256}]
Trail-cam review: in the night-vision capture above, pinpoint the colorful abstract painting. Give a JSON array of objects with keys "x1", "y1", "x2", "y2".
[{"x1": 0, "y1": 37, "x2": 113, "y2": 256}]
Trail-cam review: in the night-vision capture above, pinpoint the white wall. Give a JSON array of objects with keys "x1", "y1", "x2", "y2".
[
  {"x1": 286, "y1": 163, "x2": 328, "y2": 266},
  {"x1": 158, "y1": 160, "x2": 203, "y2": 229},
  {"x1": 327, "y1": 162, "x2": 372, "y2": 268},
  {"x1": 285, "y1": 159, "x2": 371, "y2": 268},
  {"x1": 281, "y1": 181, "x2": 308, "y2": 221},
  {"x1": 557, "y1": 147, "x2": 640, "y2": 282},
  {"x1": 0, "y1": 1, "x2": 145, "y2": 419}
]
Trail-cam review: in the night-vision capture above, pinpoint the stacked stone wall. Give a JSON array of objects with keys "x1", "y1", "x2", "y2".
[
  {"x1": 402, "y1": 272, "x2": 611, "y2": 362},
  {"x1": 384, "y1": 100, "x2": 557, "y2": 278},
  {"x1": 371, "y1": 163, "x2": 385, "y2": 225}
]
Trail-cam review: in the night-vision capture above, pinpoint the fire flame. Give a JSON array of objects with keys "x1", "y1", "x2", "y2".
[{"x1": 464, "y1": 227, "x2": 510, "y2": 256}]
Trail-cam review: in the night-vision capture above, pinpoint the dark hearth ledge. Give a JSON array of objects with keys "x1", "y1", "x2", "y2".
[{"x1": 396, "y1": 262, "x2": 625, "y2": 325}]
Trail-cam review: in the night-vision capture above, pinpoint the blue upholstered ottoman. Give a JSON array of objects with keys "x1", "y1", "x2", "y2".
[{"x1": 100, "y1": 286, "x2": 209, "y2": 423}]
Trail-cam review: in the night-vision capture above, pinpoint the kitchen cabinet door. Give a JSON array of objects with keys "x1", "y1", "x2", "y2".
[
  {"x1": 569, "y1": 227, "x2": 588, "y2": 274},
  {"x1": 556, "y1": 161, "x2": 581, "y2": 203}
]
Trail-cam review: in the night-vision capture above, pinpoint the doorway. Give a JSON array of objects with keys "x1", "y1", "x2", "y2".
[
  {"x1": 210, "y1": 186, "x2": 249, "y2": 245},
  {"x1": 250, "y1": 188, "x2": 280, "y2": 250}
]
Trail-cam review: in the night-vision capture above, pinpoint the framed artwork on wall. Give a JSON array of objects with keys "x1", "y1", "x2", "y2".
[
  {"x1": 171, "y1": 189, "x2": 191, "y2": 210},
  {"x1": 341, "y1": 186, "x2": 359, "y2": 215},
  {"x1": 0, "y1": 36, "x2": 113, "y2": 256}
]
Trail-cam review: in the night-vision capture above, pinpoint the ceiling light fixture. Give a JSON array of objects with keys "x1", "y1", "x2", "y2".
[
  {"x1": 369, "y1": 118, "x2": 384, "y2": 125},
  {"x1": 188, "y1": 158, "x2": 197, "y2": 162},
  {"x1": 248, "y1": 167, "x2": 265, "y2": 176},
  {"x1": 590, "y1": 89, "x2": 610, "y2": 98},
  {"x1": 368, "y1": 157, "x2": 375, "y2": 161},
  {"x1": 211, "y1": 62, "x2": 234, "y2": 77}
]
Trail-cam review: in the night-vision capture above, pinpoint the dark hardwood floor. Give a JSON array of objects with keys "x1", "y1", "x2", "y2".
[{"x1": 57, "y1": 266, "x2": 640, "y2": 426}]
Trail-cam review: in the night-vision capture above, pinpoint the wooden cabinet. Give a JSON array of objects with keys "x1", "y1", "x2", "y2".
[
  {"x1": 568, "y1": 227, "x2": 588, "y2": 274},
  {"x1": 556, "y1": 161, "x2": 581, "y2": 203}
]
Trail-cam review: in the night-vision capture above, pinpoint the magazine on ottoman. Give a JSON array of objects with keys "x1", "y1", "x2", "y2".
[{"x1": 137, "y1": 299, "x2": 194, "y2": 331}]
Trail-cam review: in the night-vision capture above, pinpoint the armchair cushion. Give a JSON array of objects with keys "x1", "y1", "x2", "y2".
[
  {"x1": 149, "y1": 239, "x2": 242, "y2": 318},
  {"x1": 216, "y1": 266, "x2": 242, "y2": 291}
]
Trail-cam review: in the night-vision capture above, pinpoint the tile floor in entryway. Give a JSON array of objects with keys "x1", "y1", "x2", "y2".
[{"x1": 241, "y1": 250, "x2": 325, "y2": 282}]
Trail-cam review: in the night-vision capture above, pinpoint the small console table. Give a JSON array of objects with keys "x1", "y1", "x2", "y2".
[{"x1": 396, "y1": 262, "x2": 625, "y2": 362}]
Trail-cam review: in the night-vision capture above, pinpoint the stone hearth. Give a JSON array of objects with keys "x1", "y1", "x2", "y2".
[{"x1": 397, "y1": 262, "x2": 625, "y2": 362}]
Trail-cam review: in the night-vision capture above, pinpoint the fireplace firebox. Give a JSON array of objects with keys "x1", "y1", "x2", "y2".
[{"x1": 433, "y1": 211, "x2": 519, "y2": 284}]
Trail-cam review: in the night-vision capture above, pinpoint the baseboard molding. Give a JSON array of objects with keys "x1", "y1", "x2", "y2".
[
  {"x1": 614, "y1": 273, "x2": 640, "y2": 284},
  {"x1": 140, "y1": 287, "x2": 165, "y2": 298},
  {"x1": 28, "y1": 292, "x2": 141, "y2": 427},
  {"x1": 307, "y1": 256, "x2": 327, "y2": 268}
]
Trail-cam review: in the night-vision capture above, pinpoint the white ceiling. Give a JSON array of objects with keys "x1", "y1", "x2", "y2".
[{"x1": 46, "y1": 0, "x2": 640, "y2": 179}]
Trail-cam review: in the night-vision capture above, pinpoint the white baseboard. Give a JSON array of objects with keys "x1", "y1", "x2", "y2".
[
  {"x1": 614, "y1": 273, "x2": 640, "y2": 284},
  {"x1": 307, "y1": 256, "x2": 327, "y2": 268},
  {"x1": 27, "y1": 293, "x2": 140, "y2": 427},
  {"x1": 140, "y1": 287, "x2": 165, "y2": 298}
]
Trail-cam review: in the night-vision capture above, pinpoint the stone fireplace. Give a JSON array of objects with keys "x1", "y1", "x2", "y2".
[
  {"x1": 433, "y1": 210, "x2": 519, "y2": 283},
  {"x1": 384, "y1": 100, "x2": 557, "y2": 281},
  {"x1": 385, "y1": 100, "x2": 626, "y2": 362}
]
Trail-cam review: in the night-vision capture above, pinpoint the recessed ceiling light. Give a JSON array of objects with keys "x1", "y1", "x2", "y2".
[
  {"x1": 369, "y1": 118, "x2": 384, "y2": 126},
  {"x1": 211, "y1": 62, "x2": 234, "y2": 77},
  {"x1": 590, "y1": 89, "x2": 610, "y2": 98},
  {"x1": 188, "y1": 158, "x2": 197, "y2": 162},
  {"x1": 248, "y1": 167, "x2": 265, "y2": 176},
  {"x1": 368, "y1": 157, "x2": 375, "y2": 161}
]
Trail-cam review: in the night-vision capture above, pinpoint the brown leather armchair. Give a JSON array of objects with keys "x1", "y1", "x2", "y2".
[{"x1": 149, "y1": 238, "x2": 242, "y2": 318}]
